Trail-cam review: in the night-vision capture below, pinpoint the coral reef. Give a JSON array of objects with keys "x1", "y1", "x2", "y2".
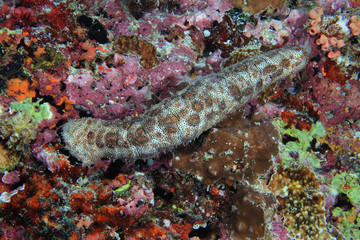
[{"x1": 0, "y1": 0, "x2": 360, "y2": 239}]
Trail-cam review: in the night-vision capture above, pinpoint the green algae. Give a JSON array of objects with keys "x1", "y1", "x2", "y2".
[
  {"x1": 332, "y1": 172, "x2": 360, "y2": 206},
  {"x1": 9, "y1": 97, "x2": 52, "y2": 123},
  {"x1": 0, "y1": 28, "x2": 22, "y2": 36},
  {"x1": 114, "y1": 180, "x2": 132, "y2": 195},
  {"x1": 273, "y1": 119, "x2": 326, "y2": 168},
  {"x1": 0, "y1": 98, "x2": 52, "y2": 172},
  {"x1": 330, "y1": 172, "x2": 360, "y2": 238},
  {"x1": 332, "y1": 207, "x2": 360, "y2": 239}
]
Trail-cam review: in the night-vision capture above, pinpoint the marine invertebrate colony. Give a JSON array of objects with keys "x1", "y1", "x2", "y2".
[
  {"x1": 62, "y1": 45, "x2": 310, "y2": 166},
  {"x1": 0, "y1": 98, "x2": 53, "y2": 172}
]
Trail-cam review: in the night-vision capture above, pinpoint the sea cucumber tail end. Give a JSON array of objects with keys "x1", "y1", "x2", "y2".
[{"x1": 62, "y1": 118, "x2": 105, "y2": 166}]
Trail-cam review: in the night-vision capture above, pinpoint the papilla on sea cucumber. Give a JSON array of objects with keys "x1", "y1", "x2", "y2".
[{"x1": 62, "y1": 45, "x2": 310, "y2": 166}]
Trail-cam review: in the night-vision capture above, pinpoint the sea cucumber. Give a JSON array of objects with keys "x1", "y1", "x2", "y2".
[{"x1": 62, "y1": 45, "x2": 309, "y2": 166}]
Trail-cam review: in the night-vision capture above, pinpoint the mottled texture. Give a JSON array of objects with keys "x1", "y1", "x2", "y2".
[{"x1": 62, "y1": 46, "x2": 309, "y2": 166}]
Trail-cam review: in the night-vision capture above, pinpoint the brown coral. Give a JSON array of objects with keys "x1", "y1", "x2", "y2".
[
  {"x1": 172, "y1": 111, "x2": 279, "y2": 185},
  {"x1": 231, "y1": 0, "x2": 286, "y2": 14},
  {"x1": 269, "y1": 166, "x2": 332, "y2": 239},
  {"x1": 226, "y1": 185, "x2": 276, "y2": 239},
  {"x1": 115, "y1": 35, "x2": 160, "y2": 69},
  {"x1": 172, "y1": 111, "x2": 279, "y2": 239}
]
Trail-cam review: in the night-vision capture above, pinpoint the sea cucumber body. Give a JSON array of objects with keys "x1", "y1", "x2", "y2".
[{"x1": 62, "y1": 46, "x2": 309, "y2": 166}]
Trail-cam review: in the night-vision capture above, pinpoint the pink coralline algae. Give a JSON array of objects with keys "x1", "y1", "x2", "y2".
[
  {"x1": 1, "y1": 0, "x2": 360, "y2": 239},
  {"x1": 65, "y1": 56, "x2": 189, "y2": 119},
  {"x1": 1, "y1": 171, "x2": 20, "y2": 185},
  {"x1": 118, "y1": 185, "x2": 154, "y2": 217},
  {"x1": 312, "y1": 77, "x2": 360, "y2": 126}
]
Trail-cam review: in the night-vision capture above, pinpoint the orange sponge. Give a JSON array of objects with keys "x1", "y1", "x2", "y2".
[{"x1": 7, "y1": 78, "x2": 36, "y2": 102}]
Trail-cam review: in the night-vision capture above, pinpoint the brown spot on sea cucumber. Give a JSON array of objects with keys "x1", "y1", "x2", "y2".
[
  {"x1": 104, "y1": 132, "x2": 118, "y2": 148},
  {"x1": 158, "y1": 114, "x2": 179, "y2": 125},
  {"x1": 238, "y1": 64, "x2": 247, "y2": 71},
  {"x1": 263, "y1": 65, "x2": 277, "y2": 75},
  {"x1": 164, "y1": 126, "x2": 178, "y2": 135},
  {"x1": 229, "y1": 85, "x2": 243, "y2": 101},
  {"x1": 217, "y1": 85, "x2": 226, "y2": 94},
  {"x1": 243, "y1": 86, "x2": 253, "y2": 96},
  {"x1": 218, "y1": 100, "x2": 226, "y2": 110},
  {"x1": 172, "y1": 97, "x2": 183, "y2": 108},
  {"x1": 205, "y1": 112, "x2": 214, "y2": 122},
  {"x1": 96, "y1": 132, "x2": 105, "y2": 148},
  {"x1": 177, "y1": 108, "x2": 190, "y2": 118},
  {"x1": 192, "y1": 100, "x2": 204, "y2": 112},
  {"x1": 142, "y1": 117, "x2": 156, "y2": 132},
  {"x1": 111, "y1": 119, "x2": 127, "y2": 128},
  {"x1": 88, "y1": 131, "x2": 95, "y2": 145},
  {"x1": 148, "y1": 106, "x2": 163, "y2": 117},
  {"x1": 128, "y1": 128, "x2": 150, "y2": 146},
  {"x1": 224, "y1": 70, "x2": 235, "y2": 79},
  {"x1": 280, "y1": 59, "x2": 291, "y2": 68},
  {"x1": 154, "y1": 131, "x2": 163, "y2": 139},
  {"x1": 205, "y1": 97, "x2": 214, "y2": 107},
  {"x1": 187, "y1": 114, "x2": 201, "y2": 126},
  {"x1": 270, "y1": 68, "x2": 284, "y2": 78},
  {"x1": 181, "y1": 90, "x2": 197, "y2": 100}
]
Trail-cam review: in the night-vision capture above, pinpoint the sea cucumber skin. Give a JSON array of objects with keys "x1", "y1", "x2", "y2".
[{"x1": 62, "y1": 46, "x2": 309, "y2": 166}]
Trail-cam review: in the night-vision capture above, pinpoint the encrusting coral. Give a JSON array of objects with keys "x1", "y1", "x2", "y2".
[
  {"x1": 172, "y1": 111, "x2": 279, "y2": 185},
  {"x1": 115, "y1": 35, "x2": 160, "y2": 69},
  {"x1": 269, "y1": 166, "x2": 333, "y2": 239},
  {"x1": 230, "y1": 0, "x2": 286, "y2": 14},
  {"x1": 62, "y1": 45, "x2": 310, "y2": 166}
]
